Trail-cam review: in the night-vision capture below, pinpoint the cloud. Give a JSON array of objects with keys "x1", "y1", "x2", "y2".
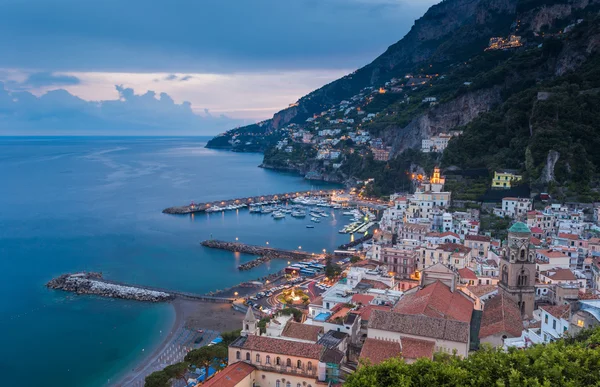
[
  {"x1": 164, "y1": 74, "x2": 178, "y2": 81},
  {"x1": 180, "y1": 75, "x2": 193, "y2": 82},
  {"x1": 22, "y1": 71, "x2": 81, "y2": 88},
  {"x1": 0, "y1": 0, "x2": 439, "y2": 73},
  {"x1": 0, "y1": 82, "x2": 243, "y2": 135}
]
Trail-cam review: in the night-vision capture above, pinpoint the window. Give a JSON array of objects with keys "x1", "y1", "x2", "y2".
[
  {"x1": 276, "y1": 381, "x2": 281, "y2": 387},
  {"x1": 286, "y1": 358, "x2": 292, "y2": 367},
  {"x1": 307, "y1": 362, "x2": 313, "y2": 371},
  {"x1": 286, "y1": 383, "x2": 291, "y2": 387},
  {"x1": 553, "y1": 320, "x2": 556, "y2": 329},
  {"x1": 245, "y1": 324, "x2": 249, "y2": 331},
  {"x1": 236, "y1": 351, "x2": 241, "y2": 360},
  {"x1": 246, "y1": 352, "x2": 250, "y2": 361},
  {"x1": 276, "y1": 357, "x2": 281, "y2": 366},
  {"x1": 266, "y1": 355, "x2": 271, "y2": 364},
  {"x1": 256, "y1": 354, "x2": 260, "y2": 363},
  {"x1": 297, "y1": 360, "x2": 302, "y2": 368},
  {"x1": 577, "y1": 319, "x2": 585, "y2": 328},
  {"x1": 544, "y1": 314, "x2": 548, "y2": 324}
]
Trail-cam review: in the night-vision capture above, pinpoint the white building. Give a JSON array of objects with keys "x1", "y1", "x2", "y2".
[
  {"x1": 540, "y1": 305, "x2": 570, "y2": 343},
  {"x1": 500, "y1": 197, "x2": 533, "y2": 218}
]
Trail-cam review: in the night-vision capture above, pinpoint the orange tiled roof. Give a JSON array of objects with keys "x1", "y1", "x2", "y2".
[
  {"x1": 401, "y1": 337, "x2": 435, "y2": 360},
  {"x1": 393, "y1": 281, "x2": 474, "y2": 323},
  {"x1": 465, "y1": 235, "x2": 491, "y2": 242},
  {"x1": 479, "y1": 294, "x2": 523, "y2": 339},
  {"x1": 202, "y1": 362, "x2": 255, "y2": 387},
  {"x1": 351, "y1": 294, "x2": 375, "y2": 305},
  {"x1": 466, "y1": 285, "x2": 498, "y2": 297},
  {"x1": 558, "y1": 233, "x2": 579, "y2": 240},
  {"x1": 352, "y1": 304, "x2": 391, "y2": 321},
  {"x1": 458, "y1": 267, "x2": 478, "y2": 280},
  {"x1": 540, "y1": 268, "x2": 577, "y2": 281},
  {"x1": 281, "y1": 321, "x2": 323, "y2": 342},
  {"x1": 230, "y1": 335, "x2": 324, "y2": 360},
  {"x1": 359, "y1": 338, "x2": 401, "y2": 365},
  {"x1": 541, "y1": 304, "x2": 570, "y2": 320}
]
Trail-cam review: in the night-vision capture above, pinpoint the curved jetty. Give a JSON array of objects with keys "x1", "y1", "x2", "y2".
[
  {"x1": 47, "y1": 272, "x2": 174, "y2": 302},
  {"x1": 47, "y1": 272, "x2": 236, "y2": 303},
  {"x1": 162, "y1": 189, "x2": 340, "y2": 214}
]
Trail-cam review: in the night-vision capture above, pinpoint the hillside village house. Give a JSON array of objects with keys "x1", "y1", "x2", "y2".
[
  {"x1": 499, "y1": 197, "x2": 533, "y2": 218},
  {"x1": 491, "y1": 170, "x2": 522, "y2": 189},
  {"x1": 540, "y1": 305, "x2": 570, "y2": 343},
  {"x1": 464, "y1": 234, "x2": 491, "y2": 257},
  {"x1": 418, "y1": 243, "x2": 473, "y2": 270}
]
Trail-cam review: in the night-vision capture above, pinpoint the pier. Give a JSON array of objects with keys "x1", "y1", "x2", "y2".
[
  {"x1": 201, "y1": 240, "x2": 316, "y2": 260},
  {"x1": 162, "y1": 189, "x2": 343, "y2": 214},
  {"x1": 47, "y1": 272, "x2": 235, "y2": 303}
]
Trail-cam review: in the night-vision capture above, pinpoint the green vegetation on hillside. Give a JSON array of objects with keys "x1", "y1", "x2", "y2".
[{"x1": 345, "y1": 327, "x2": 600, "y2": 387}]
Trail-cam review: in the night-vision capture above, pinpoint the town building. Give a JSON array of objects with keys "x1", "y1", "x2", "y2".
[
  {"x1": 540, "y1": 304, "x2": 570, "y2": 343},
  {"x1": 491, "y1": 170, "x2": 522, "y2": 189},
  {"x1": 499, "y1": 197, "x2": 533, "y2": 219}
]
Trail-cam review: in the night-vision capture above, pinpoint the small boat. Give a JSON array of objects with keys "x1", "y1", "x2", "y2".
[
  {"x1": 306, "y1": 225, "x2": 315, "y2": 228},
  {"x1": 273, "y1": 212, "x2": 285, "y2": 219},
  {"x1": 310, "y1": 217, "x2": 320, "y2": 223},
  {"x1": 319, "y1": 213, "x2": 329, "y2": 217},
  {"x1": 291, "y1": 211, "x2": 306, "y2": 217},
  {"x1": 309, "y1": 212, "x2": 322, "y2": 218}
]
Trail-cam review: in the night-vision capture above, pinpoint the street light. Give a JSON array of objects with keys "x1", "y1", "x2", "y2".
[
  {"x1": 266, "y1": 241, "x2": 269, "y2": 245},
  {"x1": 298, "y1": 246, "x2": 302, "y2": 250},
  {"x1": 236, "y1": 237, "x2": 239, "y2": 241},
  {"x1": 234, "y1": 291, "x2": 238, "y2": 297}
]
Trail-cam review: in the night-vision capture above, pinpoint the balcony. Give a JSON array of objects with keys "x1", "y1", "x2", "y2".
[{"x1": 255, "y1": 363, "x2": 317, "y2": 378}]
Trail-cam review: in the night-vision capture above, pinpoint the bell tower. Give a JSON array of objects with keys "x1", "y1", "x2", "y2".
[
  {"x1": 241, "y1": 307, "x2": 258, "y2": 336},
  {"x1": 498, "y1": 222, "x2": 536, "y2": 318}
]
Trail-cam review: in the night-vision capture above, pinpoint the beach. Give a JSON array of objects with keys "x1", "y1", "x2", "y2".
[{"x1": 114, "y1": 299, "x2": 244, "y2": 387}]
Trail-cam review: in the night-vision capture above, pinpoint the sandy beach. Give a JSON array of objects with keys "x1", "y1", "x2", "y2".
[{"x1": 114, "y1": 299, "x2": 244, "y2": 387}]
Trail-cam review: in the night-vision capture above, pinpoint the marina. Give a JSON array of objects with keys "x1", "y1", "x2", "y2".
[{"x1": 162, "y1": 189, "x2": 343, "y2": 214}]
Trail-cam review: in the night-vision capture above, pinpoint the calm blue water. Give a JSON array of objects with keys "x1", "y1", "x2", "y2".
[{"x1": 0, "y1": 137, "x2": 347, "y2": 387}]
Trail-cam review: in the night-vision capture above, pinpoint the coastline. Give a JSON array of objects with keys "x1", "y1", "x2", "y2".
[{"x1": 114, "y1": 299, "x2": 244, "y2": 387}]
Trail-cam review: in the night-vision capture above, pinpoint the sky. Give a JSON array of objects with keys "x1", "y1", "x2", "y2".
[{"x1": 0, "y1": 0, "x2": 438, "y2": 135}]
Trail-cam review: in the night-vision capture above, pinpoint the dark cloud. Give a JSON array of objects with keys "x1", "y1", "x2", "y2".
[
  {"x1": 0, "y1": 82, "x2": 243, "y2": 135},
  {"x1": 0, "y1": 0, "x2": 437, "y2": 73},
  {"x1": 164, "y1": 74, "x2": 178, "y2": 81},
  {"x1": 180, "y1": 75, "x2": 193, "y2": 82},
  {"x1": 22, "y1": 71, "x2": 81, "y2": 88}
]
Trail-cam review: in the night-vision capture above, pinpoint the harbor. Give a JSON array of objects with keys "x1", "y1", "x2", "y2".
[
  {"x1": 162, "y1": 189, "x2": 343, "y2": 214},
  {"x1": 201, "y1": 239, "x2": 316, "y2": 260}
]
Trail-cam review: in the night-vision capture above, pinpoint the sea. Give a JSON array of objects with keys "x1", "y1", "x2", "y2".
[{"x1": 0, "y1": 137, "x2": 351, "y2": 387}]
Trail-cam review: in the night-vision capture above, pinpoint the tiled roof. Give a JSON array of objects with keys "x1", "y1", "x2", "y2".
[
  {"x1": 541, "y1": 304, "x2": 570, "y2": 320},
  {"x1": 359, "y1": 279, "x2": 389, "y2": 289},
  {"x1": 558, "y1": 233, "x2": 579, "y2": 240},
  {"x1": 281, "y1": 321, "x2": 323, "y2": 342},
  {"x1": 440, "y1": 231, "x2": 461, "y2": 239},
  {"x1": 352, "y1": 294, "x2": 375, "y2": 305},
  {"x1": 369, "y1": 310, "x2": 470, "y2": 343},
  {"x1": 230, "y1": 335, "x2": 324, "y2": 360},
  {"x1": 530, "y1": 227, "x2": 544, "y2": 233},
  {"x1": 393, "y1": 281, "x2": 474, "y2": 323},
  {"x1": 537, "y1": 249, "x2": 569, "y2": 259},
  {"x1": 466, "y1": 285, "x2": 498, "y2": 297},
  {"x1": 479, "y1": 294, "x2": 523, "y2": 339},
  {"x1": 458, "y1": 267, "x2": 478, "y2": 280},
  {"x1": 579, "y1": 291, "x2": 600, "y2": 300},
  {"x1": 202, "y1": 362, "x2": 255, "y2": 387},
  {"x1": 352, "y1": 304, "x2": 391, "y2": 321},
  {"x1": 359, "y1": 338, "x2": 401, "y2": 365},
  {"x1": 541, "y1": 268, "x2": 577, "y2": 281},
  {"x1": 530, "y1": 236, "x2": 542, "y2": 246},
  {"x1": 465, "y1": 235, "x2": 491, "y2": 242},
  {"x1": 401, "y1": 337, "x2": 435, "y2": 360},
  {"x1": 588, "y1": 237, "x2": 600, "y2": 245},
  {"x1": 484, "y1": 259, "x2": 498, "y2": 268},
  {"x1": 439, "y1": 243, "x2": 471, "y2": 254}
]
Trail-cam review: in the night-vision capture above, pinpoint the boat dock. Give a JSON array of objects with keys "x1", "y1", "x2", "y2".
[
  {"x1": 201, "y1": 240, "x2": 316, "y2": 260},
  {"x1": 163, "y1": 189, "x2": 342, "y2": 214}
]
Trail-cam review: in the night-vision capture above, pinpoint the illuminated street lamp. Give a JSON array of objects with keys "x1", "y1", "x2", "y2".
[
  {"x1": 235, "y1": 237, "x2": 239, "y2": 241},
  {"x1": 266, "y1": 241, "x2": 269, "y2": 245},
  {"x1": 234, "y1": 291, "x2": 238, "y2": 297}
]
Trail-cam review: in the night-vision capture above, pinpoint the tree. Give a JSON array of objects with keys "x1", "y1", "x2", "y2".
[
  {"x1": 185, "y1": 345, "x2": 228, "y2": 380},
  {"x1": 345, "y1": 327, "x2": 600, "y2": 387},
  {"x1": 163, "y1": 362, "x2": 189, "y2": 386},
  {"x1": 350, "y1": 256, "x2": 361, "y2": 264},
  {"x1": 325, "y1": 257, "x2": 341, "y2": 278},
  {"x1": 144, "y1": 370, "x2": 170, "y2": 387},
  {"x1": 220, "y1": 329, "x2": 242, "y2": 347}
]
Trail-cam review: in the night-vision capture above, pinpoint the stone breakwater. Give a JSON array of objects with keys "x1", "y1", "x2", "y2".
[
  {"x1": 238, "y1": 256, "x2": 271, "y2": 271},
  {"x1": 338, "y1": 233, "x2": 373, "y2": 250},
  {"x1": 46, "y1": 272, "x2": 174, "y2": 302},
  {"x1": 201, "y1": 240, "x2": 314, "y2": 260}
]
